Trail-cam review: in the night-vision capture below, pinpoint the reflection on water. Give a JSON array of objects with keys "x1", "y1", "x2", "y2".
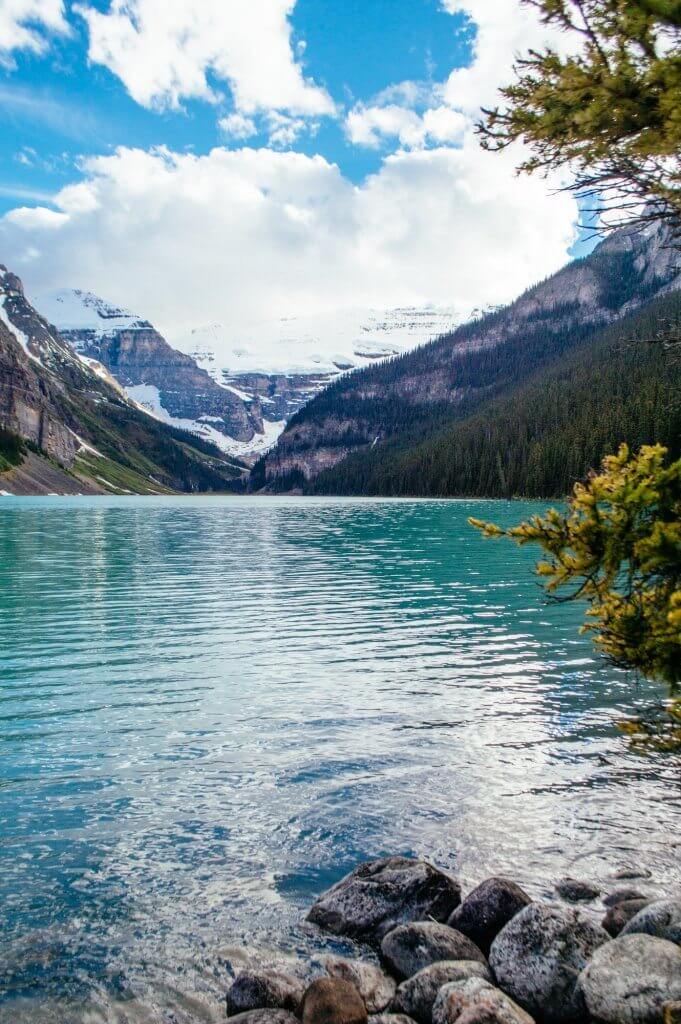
[{"x1": 0, "y1": 496, "x2": 679, "y2": 1022}]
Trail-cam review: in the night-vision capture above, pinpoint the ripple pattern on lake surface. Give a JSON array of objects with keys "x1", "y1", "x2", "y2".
[{"x1": 0, "y1": 496, "x2": 679, "y2": 1022}]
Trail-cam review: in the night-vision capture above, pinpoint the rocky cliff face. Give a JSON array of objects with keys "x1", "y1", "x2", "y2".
[
  {"x1": 258, "y1": 223, "x2": 681, "y2": 489},
  {"x1": 0, "y1": 267, "x2": 247, "y2": 494},
  {"x1": 0, "y1": 267, "x2": 90, "y2": 466},
  {"x1": 37, "y1": 290, "x2": 263, "y2": 452}
]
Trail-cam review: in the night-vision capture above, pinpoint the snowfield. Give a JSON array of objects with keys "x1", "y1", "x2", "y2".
[{"x1": 176, "y1": 305, "x2": 467, "y2": 379}]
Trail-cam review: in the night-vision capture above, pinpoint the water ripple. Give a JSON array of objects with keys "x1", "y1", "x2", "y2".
[{"x1": 0, "y1": 496, "x2": 679, "y2": 1023}]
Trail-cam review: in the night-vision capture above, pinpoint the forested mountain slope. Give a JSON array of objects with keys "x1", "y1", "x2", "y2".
[
  {"x1": 0, "y1": 266, "x2": 247, "y2": 494},
  {"x1": 311, "y1": 291, "x2": 681, "y2": 497},
  {"x1": 255, "y1": 222, "x2": 680, "y2": 493}
]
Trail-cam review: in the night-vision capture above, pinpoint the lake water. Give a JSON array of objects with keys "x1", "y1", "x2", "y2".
[{"x1": 1, "y1": 496, "x2": 679, "y2": 1022}]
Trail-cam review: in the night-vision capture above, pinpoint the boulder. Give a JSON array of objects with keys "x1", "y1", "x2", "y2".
[
  {"x1": 554, "y1": 878, "x2": 600, "y2": 903},
  {"x1": 391, "y1": 961, "x2": 492, "y2": 1024},
  {"x1": 227, "y1": 969, "x2": 305, "y2": 1016},
  {"x1": 301, "y1": 978, "x2": 368, "y2": 1024},
  {"x1": 228, "y1": 1014, "x2": 299, "y2": 1024},
  {"x1": 580, "y1": 933, "x2": 681, "y2": 1024},
  {"x1": 381, "y1": 922, "x2": 486, "y2": 979},
  {"x1": 621, "y1": 900, "x2": 681, "y2": 945},
  {"x1": 432, "y1": 978, "x2": 535, "y2": 1024},
  {"x1": 321, "y1": 956, "x2": 395, "y2": 1013},
  {"x1": 489, "y1": 902, "x2": 609, "y2": 1024},
  {"x1": 307, "y1": 858, "x2": 461, "y2": 943},
  {"x1": 603, "y1": 899, "x2": 653, "y2": 937},
  {"x1": 368, "y1": 1017, "x2": 417, "y2": 1024},
  {"x1": 447, "y1": 877, "x2": 531, "y2": 954},
  {"x1": 604, "y1": 887, "x2": 649, "y2": 907}
]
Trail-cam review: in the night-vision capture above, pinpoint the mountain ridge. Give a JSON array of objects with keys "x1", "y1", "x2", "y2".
[
  {"x1": 255, "y1": 222, "x2": 680, "y2": 493},
  {"x1": 0, "y1": 266, "x2": 248, "y2": 495}
]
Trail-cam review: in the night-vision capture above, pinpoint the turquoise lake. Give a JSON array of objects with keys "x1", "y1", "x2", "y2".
[{"x1": 1, "y1": 496, "x2": 679, "y2": 1022}]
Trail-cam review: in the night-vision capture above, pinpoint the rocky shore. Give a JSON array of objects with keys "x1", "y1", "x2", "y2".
[{"x1": 223, "y1": 857, "x2": 681, "y2": 1024}]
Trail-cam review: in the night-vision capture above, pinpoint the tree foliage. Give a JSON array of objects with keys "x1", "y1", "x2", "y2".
[
  {"x1": 308, "y1": 291, "x2": 681, "y2": 498},
  {"x1": 478, "y1": 0, "x2": 681, "y2": 234},
  {"x1": 471, "y1": 443, "x2": 681, "y2": 686}
]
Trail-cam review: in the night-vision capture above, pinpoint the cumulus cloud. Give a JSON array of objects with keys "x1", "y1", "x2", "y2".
[
  {"x1": 0, "y1": 0, "x2": 69, "y2": 64},
  {"x1": 2, "y1": 141, "x2": 577, "y2": 344},
  {"x1": 74, "y1": 0, "x2": 334, "y2": 116},
  {"x1": 347, "y1": 103, "x2": 467, "y2": 150},
  {"x1": 219, "y1": 113, "x2": 258, "y2": 142},
  {"x1": 441, "y1": 0, "x2": 575, "y2": 115},
  {"x1": 345, "y1": 2, "x2": 566, "y2": 154}
]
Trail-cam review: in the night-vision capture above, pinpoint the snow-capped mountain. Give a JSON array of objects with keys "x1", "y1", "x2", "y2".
[
  {"x1": 35, "y1": 289, "x2": 150, "y2": 336},
  {"x1": 179, "y1": 306, "x2": 467, "y2": 378},
  {"x1": 34, "y1": 291, "x2": 467, "y2": 458},
  {"x1": 34, "y1": 288, "x2": 267, "y2": 459}
]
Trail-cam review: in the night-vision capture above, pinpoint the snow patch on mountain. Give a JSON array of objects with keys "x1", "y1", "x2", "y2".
[
  {"x1": 176, "y1": 306, "x2": 467, "y2": 379},
  {"x1": 0, "y1": 294, "x2": 38, "y2": 362},
  {"x1": 126, "y1": 384, "x2": 283, "y2": 458},
  {"x1": 34, "y1": 288, "x2": 149, "y2": 340}
]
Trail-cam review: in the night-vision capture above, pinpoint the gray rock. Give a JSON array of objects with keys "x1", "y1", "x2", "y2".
[
  {"x1": 580, "y1": 933, "x2": 681, "y2": 1023},
  {"x1": 391, "y1": 961, "x2": 492, "y2": 1024},
  {"x1": 554, "y1": 877, "x2": 601, "y2": 903},
  {"x1": 613, "y1": 867, "x2": 653, "y2": 881},
  {"x1": 622, "y1": 900, "x2": 681, "y2": 945},
  {"x1": 301, "y1": 977, "x2": 368, "y2": 1024},
  {"x1": 432, "y1": 978, "x2": 535, "y2": 1024},
  {"x1": 227, "y1": 969, "x2": 305, "y2": 1016},
  {"x1": 603, "y1": 899, "x2": 653, "y2": 937},
  {"x1": 228, "y1": 1013, "x2": 300, "y2": 1024},
  {"x1": 447, "y1": 877, "x2": 531, "y2": 954},
  {"x1": 307, "y1": 858, "x2": 461, "y2": 944},
  {"x1": 321, "y1": 956, "x2": 396, "y2": 1013},
  {"x1": 368, "y1": 1017, "x2": 417, "y2": 1024},
  {"x1": 381, "y1": 922, "x2": 486, "y2": 979},
  {"x1": 489, "y1": 902, "x2": 609, "y2": 1024},
  {"x1": 604, "y1": 887, "x2": 649, "y2": 907}
]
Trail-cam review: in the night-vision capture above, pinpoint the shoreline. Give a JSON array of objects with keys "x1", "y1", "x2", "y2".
[{"x1": 223, "y1": 856, "x2": 681, "y2": 1024}]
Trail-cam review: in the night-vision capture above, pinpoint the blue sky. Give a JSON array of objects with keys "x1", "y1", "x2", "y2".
[
  {"x1": 0, "y1": 0, "x2": 474, "y2": 213},
  {"x1": 0, "y1": 1, "x2": 585, "y2": 341}
]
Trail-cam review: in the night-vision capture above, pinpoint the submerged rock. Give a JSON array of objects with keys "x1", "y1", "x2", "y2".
[
  {"x1": 228, "y1": 1013, "x2": 300, "y2": 1024},
  {"x1": 489, "y1": 902, "x2": 609, "y2": 1024},
  {"x1": 226, "y1": 969, "x2": 305, "y2": 1016},
  {"x1": 432, "y1": 977, "x2": 535, "y2": 1024},
  {"x1": 554, "y1": 878, "x2": 600, "y2": 903},
  {"x1": 301, "y1": 977, "x2": 368, "y2": 1024},
  {"x1": 368, "y1": 1017, "x2": 417, "y2": 1024},
  {"x1": 604, "y1": 887, "x2": 649, "y2": 907},
  {"x1": 307, "y1": 858, "x2": 461, "y2": 943},
  {"x1": 603, "y1": 899, "x2": 653, "y2": 937},
  {"x1": 321, "y1": 956, "x2": 395, "y2": 1013},
  {"x1": 391, "y1": 961, "x2": 492, "y2": 1024},
  {"x1": 580, "y1": 934, "x2": 681, "y2": 1023},
  {"x1": 447, "y1": 877, "x2": 531, "y2": 955},
  {"x1": 381, "y1": 921, "x2": 486, "y2": 979},
  {"x1": 621, "y1": 900, "x2": 681, "y2": 945},
  {"x1": 613, "y1": 867, "x2": 653, "y2": 881}
]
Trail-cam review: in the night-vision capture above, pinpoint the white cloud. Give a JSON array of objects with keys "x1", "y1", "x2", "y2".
[
  {"x1": 1, "y1": 141, "x2": 577, "y2": 343},
  {"x1": 74, "y1": 0, "x2": 335, "y2": 117},
  {"x1": 441, "y1": 0, "x2": 575, "y2": 116},
  {"x1": 0, "y1": 0, "x2": 69, "y2": 64},
  {"x1": 267, "y1": 112, "x2": 315, "y2": 148},
  {"x1": 346, "y1": 1, "x2": 573, "y2": 155},
  {"x1": 219, "y1": 113, "x2": 258, "y2": 141},
  {"x1": 347, "y1": 103, "x2": 467, "y2": 150}
]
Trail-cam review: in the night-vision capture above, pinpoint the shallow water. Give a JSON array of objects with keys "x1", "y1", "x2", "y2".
[{"x1": 0, "y1": 496, "x2": 679, "y2": 1022}]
